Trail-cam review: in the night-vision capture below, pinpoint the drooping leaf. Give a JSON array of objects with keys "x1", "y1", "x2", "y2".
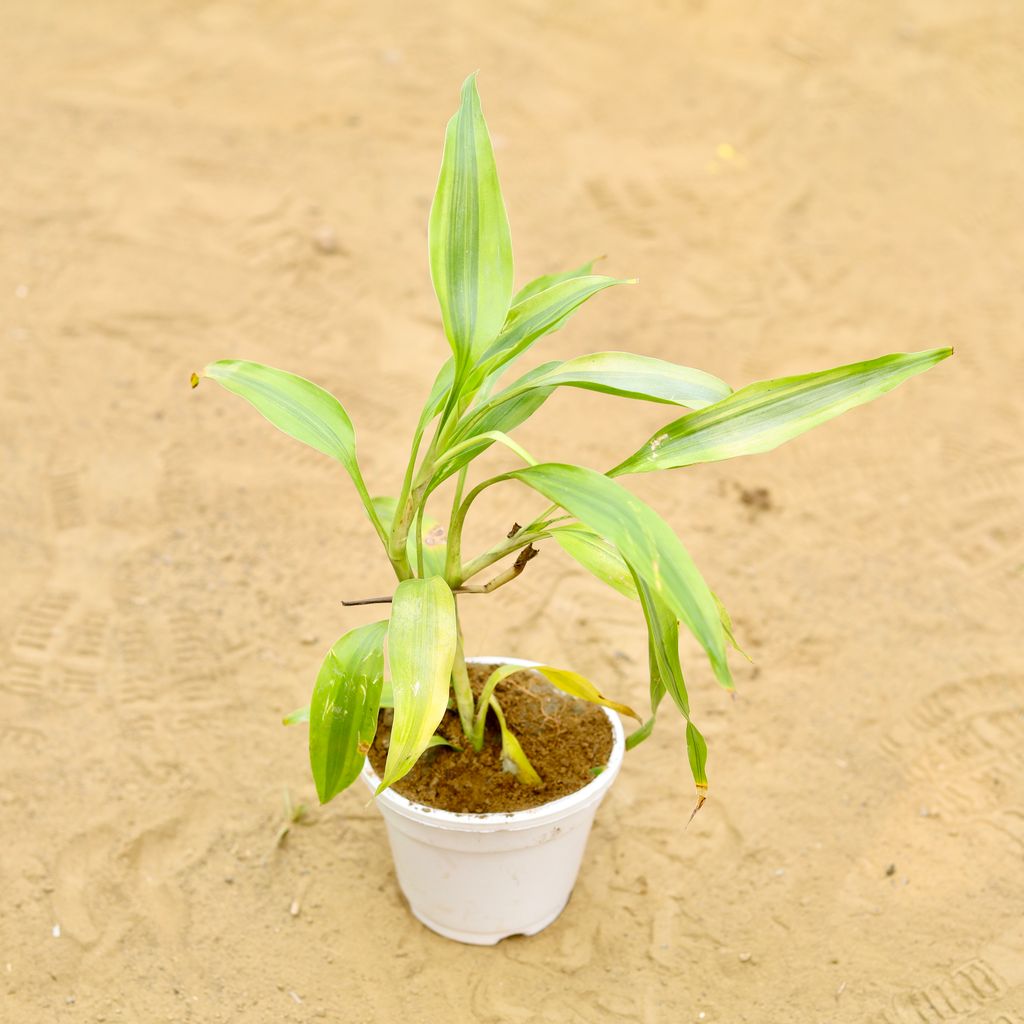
[
  {"x1": 488, "y1": 696, "x2": 541, "y2": 784},
  {"x1": 550, "y1": 524, "x2": 638, "y2": 600},
  {"x1": 508, "y1": 464, "x2": 731, "y2": 688},
  {"x1": 531, "y1": 664, "x2": 641, "y2": 722},
  {"x1": 198, "y1": 360, "x2": 359, "y2": 476},
  {"x1": 625, "y1": 716, "x2": 656, "y2": 750},
  {"x1": 632, "y1": 567, "x2": 697, "y2": 710},
  {"x1": 496, "y1": 352, "x2": 731, "y2": 409},
  {"x1": 631, "y1": 564, "x2": 709, "y2": 803},
  {"x1": 611, "y1": 348, "x2": 952, "y2": 475},
  {"x1": 476, "y1": 275, "x2": 631, "y2": 379},
  {"x1": 373, "y1": 497, "x2": 448, "y2": 578},
  {"x1": 511, "y1": 258, "x2": 597, "y2": 306},
  {"x1": 429, "y1": 74, "x2": 513, "y2": 368},
  {"x1": 378, "y1": 577, "x2": 458, "y2": 793},
  {"x1": 309, "y1": 620, "x2": 388, "y2": 804},
  {"x1": 474, "y1": 661, "x2": 639, "y2": 729},
  {"x1": 687, "y1": 721, "x2": 709, "y2": 810},
  {"x1": 625, "y1": 635, "x2": 668, "y2": 750}
]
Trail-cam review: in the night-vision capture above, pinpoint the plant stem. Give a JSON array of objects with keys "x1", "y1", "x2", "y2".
[
  {"x1": 449, "y1": 607, "x2": 477, "y2": 746},
  {"x1": 413, "y1": 502, "x2": 425, "y2": 577},
  {"x1": 444, "y1": 476, "x2": 500, "y2": 582}
]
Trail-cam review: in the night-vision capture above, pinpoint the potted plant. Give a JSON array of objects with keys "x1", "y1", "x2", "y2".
[{"x1": 191, "y1": 75, "x2": 951, "y2": 945}]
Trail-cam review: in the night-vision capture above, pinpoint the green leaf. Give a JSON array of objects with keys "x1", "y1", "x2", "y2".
[
  {"x1": 378, "y1": 577, "x2": 458, "y2": 793},
  {"x1": 631, "y1": 565, "x2": 708, "y2": 803},
  {"x1": 712, "y1": 590, "x2": 752, "y2": 662},
  {"x1": 488, "y1": 696, "x2": 541, "y2": 784},
  {"x1": 511, "y1": 258, "x2": 597, "y2": 306},
  {"x1": 509, "y1": 463, "x2": 731, "y2": 688},
  {"x1": 198, "y1": 360, "x2": 358, "y2": 475},
  {"x1": 373, "y1": 497, "x2": 448, "y2": 578},
  {"x1": 429, "y1": 74, "x2": 513, "y2": 368},
  {"x1": 633, "y1": 568, "x2": 695, "y2": 712},
  {"x1": 418, "y1": 358, "x2": 455, "y2": 431},
  {"x1": 309, "y1": 620, "x2": 388, "y2": 804},
  {"x1": 687, "y1": 721, "x2": 709, "y2": 810},
  {"x1": 452, "y1": 360, "x2": 558, "y2": 435},
  {"x1": 625, "y1": 644, "x2": 667, "y2": 751},
  {"x1": 550, "y1": 524, "x2": 638, "y2": 601},
  {"x1": 497, "y1": 352, "x2": 731, "y2": 409},
  {"x1": 195, "y1": 359, "x2": 386, "y2": 542},
  {"x1": 431, "y1": 365, "x2": 555, "y2": 485},
  {"x1": 283, "y1": 705, "x2": 309, "y2": 726},
  {"x1": 611, "y1": 348, "x2": 952, "y2": 475},
  {"x1": 476, "y1": 275, "x2": 630, "y2": 379}
]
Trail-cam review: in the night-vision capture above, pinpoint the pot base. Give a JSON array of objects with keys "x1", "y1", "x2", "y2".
[{"x1": 408, "y1": 898, "x2": 569, "y2": 945}]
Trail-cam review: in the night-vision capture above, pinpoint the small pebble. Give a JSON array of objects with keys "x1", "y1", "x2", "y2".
[
  {"x1": 52, "y1": 924, "x2": 61, "y2": 938},
  {"x1": 224, "y1": 876, "x2": 234, "y2": 885},
  {"x1": 289, "y1": 899, "x2": 300, "y2": 917},
  {"x1": 288, "y1": 990, "x2": 303, "y2": 1004},
  {"x1": 65, "y1": 996, "x2": 75, "y2": 1005},
  {"x1": 739, "y1": 952, "x2": 751, "y2": 963},
  {"x1": 312, "y1": 227, "x2": 339, "y2": 255},
  {"x1": 301, "y1": 633, "x2": 319, "y2": 646},
  {"x1": 885, "y1": 863, "x2": 896, "y2": 876}
]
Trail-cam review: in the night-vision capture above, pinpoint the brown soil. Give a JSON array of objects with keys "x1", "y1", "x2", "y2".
[{"x1": 368, "y1": 663, "x2": 614, "y2": 813}]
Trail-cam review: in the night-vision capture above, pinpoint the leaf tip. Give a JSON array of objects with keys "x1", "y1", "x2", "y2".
[{"x1": 686, "y1": 791, "x2": 708, "y2": 825}]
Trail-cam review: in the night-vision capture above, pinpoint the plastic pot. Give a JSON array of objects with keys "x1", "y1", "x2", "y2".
[{"x1": 360, "y1": 656, "x2": 625, "y2": 945}]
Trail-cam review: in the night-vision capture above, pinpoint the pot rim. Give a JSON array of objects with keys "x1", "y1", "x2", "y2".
[{"x1": 360, "y1": 655, "x2": 626, "y2": 832}]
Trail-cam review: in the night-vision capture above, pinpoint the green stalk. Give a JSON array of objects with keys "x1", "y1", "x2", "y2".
[
  {"x1": 413, "y1": 502, "x2": 426, "y2": 577},
  {"x1": 444, "y1": 476, "x2": 502, "y2": 582},
  {"x1": 449, "y1": 608, "x2": 477, "y2": 744},
  {"x1": 470, "y1": 665, "x2": 506, "y2": 748}
]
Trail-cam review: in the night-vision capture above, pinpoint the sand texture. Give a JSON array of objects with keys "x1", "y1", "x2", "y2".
[{"x1": 2, "y1": 2, "x2": 1022, "y2": 1021}]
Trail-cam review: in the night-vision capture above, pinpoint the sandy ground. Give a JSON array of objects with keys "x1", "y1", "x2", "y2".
[{"x1": 2, "y1": 1, "x2": 1022, "y2": 1021}]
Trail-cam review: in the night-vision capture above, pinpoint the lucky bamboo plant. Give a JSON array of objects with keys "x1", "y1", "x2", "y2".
[{"x1": 192, "y1": 75, "x2": 950, "y2": 810}]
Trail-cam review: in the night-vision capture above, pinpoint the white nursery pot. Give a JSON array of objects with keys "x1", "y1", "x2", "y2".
[{"x1": 360, "y1": 656, "x2": 625, "y2": 945}]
